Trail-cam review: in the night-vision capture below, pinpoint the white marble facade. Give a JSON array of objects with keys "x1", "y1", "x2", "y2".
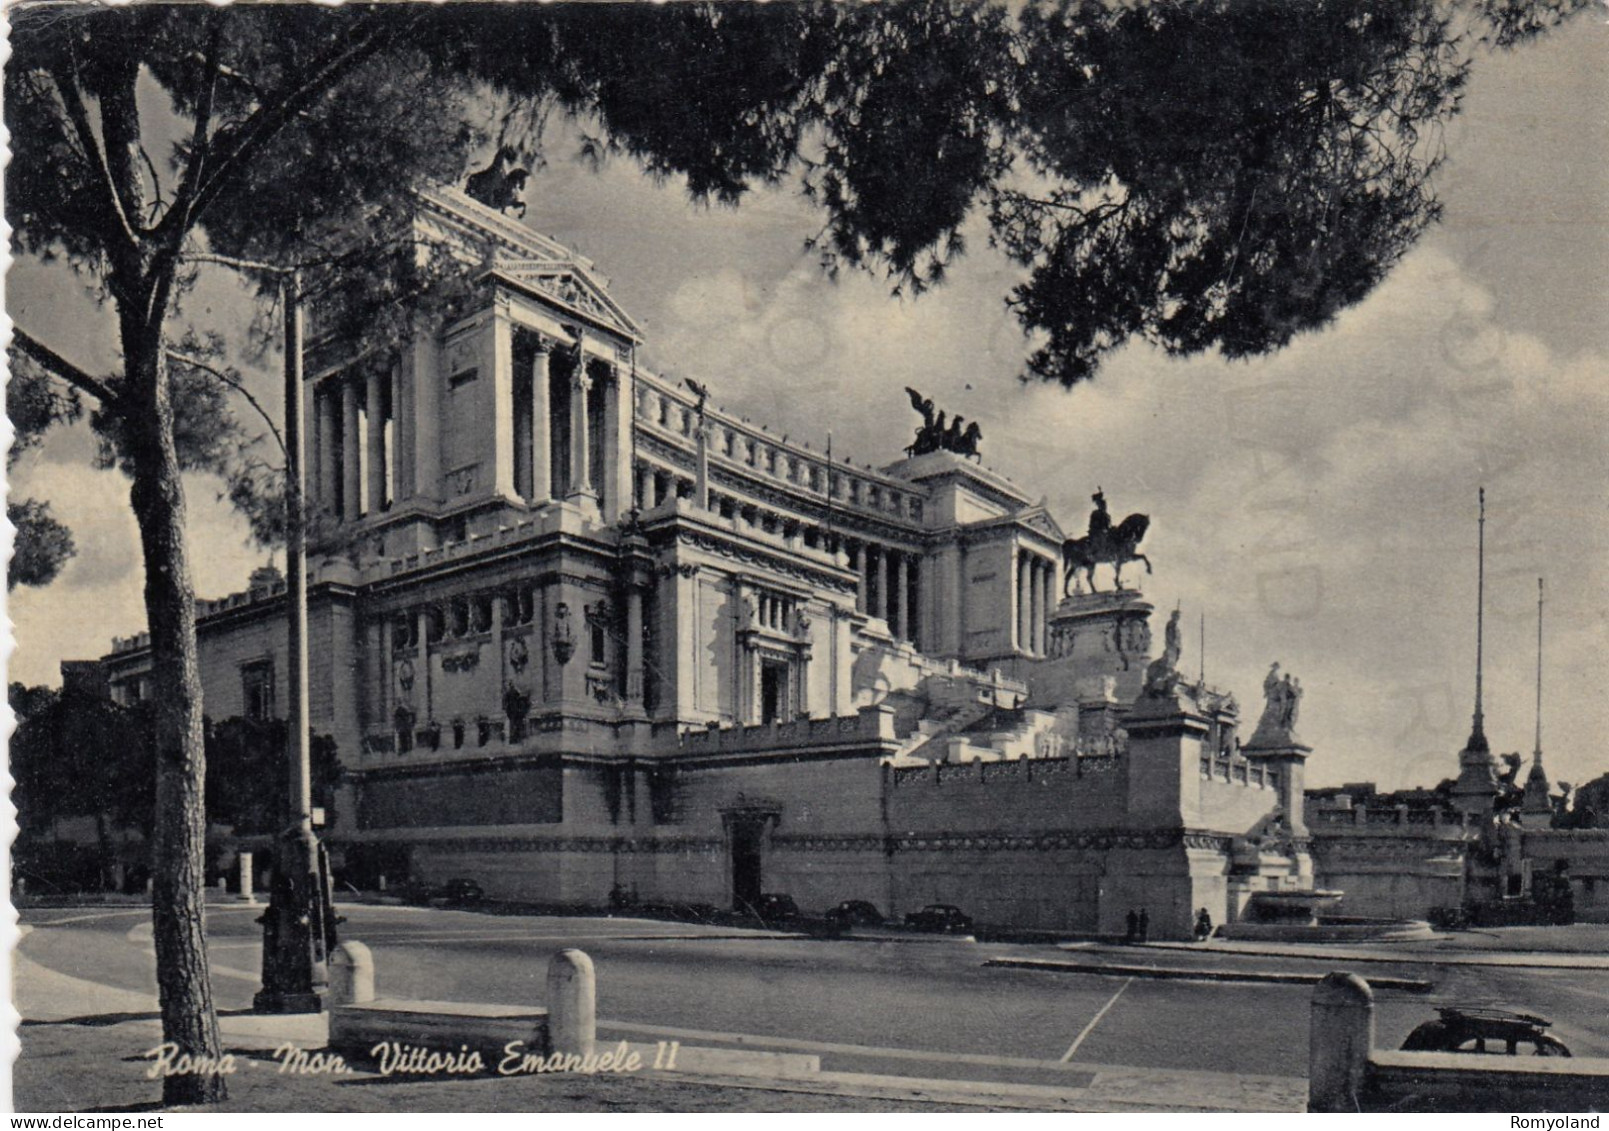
[{"x1": 96, "y1": 188, "x2": 1304, "y2": 939}]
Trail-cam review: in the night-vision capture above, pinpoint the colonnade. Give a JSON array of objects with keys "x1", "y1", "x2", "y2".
[
  {"x1": 511, "y1": 334, "x2": 629, "y2": 517},
  {"x1": 314, "y1": 366, "x2": 392, "y2": 523},
  {"x1": 315, "y1": 327, "x2": 635, "y2": 525},
  {"x1": 1016, "y1": 549, "x2": 1057, "y2": 656},
  {"x1": 633, "y1": 460, "x2": 924, "y2": 647},
  {"x1": 849, "y1": 541, "x2": 920, "y2": 646}
]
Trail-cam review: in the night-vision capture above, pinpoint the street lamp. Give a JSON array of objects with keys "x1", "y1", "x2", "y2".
[{"x1": 252, "y1": 270, "x2": 336, "y2": 1013}]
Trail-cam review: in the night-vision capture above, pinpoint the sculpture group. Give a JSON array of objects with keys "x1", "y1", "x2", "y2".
[
  {"x1": 1252, "y1": 662, "x2": 1304, "y2": 744},
  {"x1": 1062, "y1": 489, "x2": 1151, "y2": 594},
  {"x1": 905, "y1": 388, "x2": 982, "y2": 458}
]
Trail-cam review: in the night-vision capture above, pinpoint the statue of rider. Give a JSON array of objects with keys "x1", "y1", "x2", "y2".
[{"x1": 1089, "y1": 489, "x2": 1112, "y2": 546}]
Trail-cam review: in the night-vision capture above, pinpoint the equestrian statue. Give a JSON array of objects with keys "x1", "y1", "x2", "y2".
[
  {"x1": 465, "y1": 146, "x2": 530, "y2": 217},
  {"x1": 1061, "y1": 489, "x2": 1151, "y2": 595}
]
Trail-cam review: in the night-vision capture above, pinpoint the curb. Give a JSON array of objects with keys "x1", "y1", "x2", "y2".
[
  {"x1": 984, "y1": 956, "x2": 1432, "y2": 992},
  {"x1": 1118, "y1": 941, "x2": 1609, "y2": 971}
]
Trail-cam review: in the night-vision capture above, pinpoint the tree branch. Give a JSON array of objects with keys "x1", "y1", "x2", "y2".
[
  {"x1": 12, "y1": 328, "x2": 123, "y2": 408},
  {"x1": 48, "y1": 53, "x2": 141, "y2": 257},
  {"x1": 165, "y1": 19, "x2": 223, "y2": 239},
  {"x1": 165, "y1": 350, "x2": 287, "y2": 460},
  {"x1": 138, "y1": 144, "x2": 169, "y2": 223},
  {"x1": 168, "y1": 13, "x2": 411, "y2": 235}
]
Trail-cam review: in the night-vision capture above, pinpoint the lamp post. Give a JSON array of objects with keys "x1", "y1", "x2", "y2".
[{"x1": 254, "y1": 271, "x2": 335, "y2": 1013}]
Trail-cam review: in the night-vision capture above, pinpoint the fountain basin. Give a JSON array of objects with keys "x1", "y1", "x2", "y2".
[{"x1": 1218, "y1": 891, "x2": 1434, "y2": 942}]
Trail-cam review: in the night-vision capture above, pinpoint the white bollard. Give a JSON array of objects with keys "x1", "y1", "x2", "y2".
[
  {"x1": 329, "y1": 941, "x2": 375, "y2": 1006},
  {"x1": 1310, "y1": 972, "x2": 1375, "y2": 1112},
  {"x1": 237, "y1": 851, "x2": 256, "y2": 904},
  {"x1": 547, "y1": 949, "x2": 596, "y2": 1058}
]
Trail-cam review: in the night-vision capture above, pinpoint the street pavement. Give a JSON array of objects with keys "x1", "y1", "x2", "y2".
[{"x1": 14, "y1": 900, "x2": 1609, "y2": 1111}]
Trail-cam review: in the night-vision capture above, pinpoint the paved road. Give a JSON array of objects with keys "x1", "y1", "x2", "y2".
[{"x1": 18, "y1": 903, "x2": 1609, "y2": 1083}]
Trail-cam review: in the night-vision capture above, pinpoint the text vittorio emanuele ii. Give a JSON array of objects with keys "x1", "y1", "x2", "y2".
[{"x1": 145, "y1": 1039, "x2": 674, "y2": 1078}]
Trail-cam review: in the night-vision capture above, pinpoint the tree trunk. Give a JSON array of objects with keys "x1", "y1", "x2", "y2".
[{"x1": 123, "y1": 308, "x2": 227, "y2": 1107}]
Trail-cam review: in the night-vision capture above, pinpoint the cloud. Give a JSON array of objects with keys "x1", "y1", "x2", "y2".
[
  {"x1": 642, "y1": 233, "x2": 1608, "y2": 793},
  {"x1": 7, "y1": 431, "x2": 270, "y2": 687}
]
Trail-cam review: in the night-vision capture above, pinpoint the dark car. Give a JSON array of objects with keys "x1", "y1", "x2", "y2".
[
  {"x1": 1401, "y1": 1007, "x2": 1571, "y2": 1057},
  {"x1": 742, "y1": 893, "x2": 799, "y2": 922},
  {"x1": 904, "y1": 904, "x2": 973, "y2": 933},
  {"x1": 437, "y1": 878, "x2": 485, "y2": 906},
  {"x1": 396, "y1": 878, "x2": 438, "y2": 905},
  {"x1": 824, "y1": 900, "x2": 885, "y2": 928}
]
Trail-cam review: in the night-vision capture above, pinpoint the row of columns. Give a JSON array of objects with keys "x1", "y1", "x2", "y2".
[
  {"x1": 523, "y1": 341, "x2": 598, "y2": 506},
  {"x1": 316, "y1": 325, "x2": 632, "y2": 526},
  {"x1": 634, "y1": 456, "x2": 926, "y2": 649},
  {"x1": 853, "y1": 542, "x2": 920, "y2": 646},
  {"x1": 315, "y1": 367, "x2": 392, "y2": 524},
  {"x1": 1016, "y1": 549, "x2": 1057, "y2": 656},
  {"x1": 519, "y1": 336, "x2": 631, "y2": 520}
]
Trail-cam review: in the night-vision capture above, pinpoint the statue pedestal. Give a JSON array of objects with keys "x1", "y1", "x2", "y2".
[
  {"x1": 1027, "y1": 589, "x2": 1153, "y2": 710},
  {"x1": 1243, "y1": 736, "x2": 1313, "y2": 837}
]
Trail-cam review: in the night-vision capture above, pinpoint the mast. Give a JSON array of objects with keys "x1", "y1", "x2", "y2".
[
  {"x1": 1469, "y1": 486, "x2": 1488, "y2": 749},
  {"x1": 1199, "y1": 610, "x2": 1206, "y2": 684},
  {"x1": 1534, "y1": 577, "x2": 1544, "y2": 763}
]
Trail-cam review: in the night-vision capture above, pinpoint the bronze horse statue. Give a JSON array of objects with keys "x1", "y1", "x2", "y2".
[{"x1": 1062, "y1": 513, "x2": 1151, "y2": 594}]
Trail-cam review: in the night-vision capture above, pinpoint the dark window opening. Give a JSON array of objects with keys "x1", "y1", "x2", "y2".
[
  {"x1": 760, "y1": 662, "x2": 787, "y2": 725},
  {"x1": 241, "y1": 660, "x2": 275, "y2": 721}
]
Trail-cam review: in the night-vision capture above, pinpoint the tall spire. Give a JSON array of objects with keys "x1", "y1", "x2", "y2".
[
  {"x1": 1451, "y1": 487, "x2": 1498, "y2": 815},
  {"x1": 1522, "y1": 576, "x2": 1553, "y2": 821},
  {"x1": 1534, "y1": 576, "x2": 1544, "y2": 762},
  {"x1": 1468, "y1": 486, "x2": 1488, "y2": 752}
]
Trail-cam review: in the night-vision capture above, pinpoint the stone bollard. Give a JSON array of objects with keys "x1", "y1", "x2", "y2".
[
  {"x1": 329, "y1": 941, "x2": 375, "y2": 1006},
  {"x1": 547, "y1": 949, "x2": 596, "y2": 1059},
  {"x1": 237, "y1": 851, "x2": 256, "y2": 904},
  {"x1": 1309, "y1": 972, "x2": 1375, "y2": 1112}
]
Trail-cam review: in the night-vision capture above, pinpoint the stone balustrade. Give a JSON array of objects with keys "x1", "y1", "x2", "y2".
[
  {"x1": 666, "y1": 704, "x2": 899, "y2": 758},
  {"x1": 890, "y1": 754, "x2": 1123, "y2": 787},
  {"x1": 1309, "y1": 805, "x2": 1479, "y2": 831},
  {"x1": 634, "y1": 373, "x2": 926, "y2": 526}
]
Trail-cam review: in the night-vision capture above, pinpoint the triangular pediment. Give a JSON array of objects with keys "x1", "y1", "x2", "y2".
[
  {"x1": 491, "y1": 258, "x2": 643, "y2": 343},
  {"x1": 1017, "y1": 506, "x2": 1067, "y2": 544}
]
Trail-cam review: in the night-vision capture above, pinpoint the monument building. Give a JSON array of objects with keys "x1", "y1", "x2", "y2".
[{"x1": 91, "y1": 182, "x2": 1316, "y2": 940}]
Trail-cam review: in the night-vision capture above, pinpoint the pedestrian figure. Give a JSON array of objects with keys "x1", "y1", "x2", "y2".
[
  {"x1": 1124, "y1": 908, "x2": 1138, "y2": 943},
  {"x1": 1194, "y1": 907, "x2": 1213, "y2": 941},
  {"x1": 1138, "y1": 909, "x2": 1150, "y2": 942}
]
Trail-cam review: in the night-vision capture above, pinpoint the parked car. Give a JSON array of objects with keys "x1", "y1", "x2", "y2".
[
  {"x1": 396, "y1": 879, "x2": 438, "y2": 905},
  {"x1": 742, "y1": 893, "x2": 800, "y2": 922},
  {"x1": 434, "y1": 878, "x2": 484, "y2": 906},
  {"x1": 1401, "y1": 1007, "x2": 1571, "y2": 1057},
  {"x1": 824, "y1": 899, "x2": 885, "y2": 928},
  {"x1": 904, "y1": 904, "x2": 973, "y2": 933}
]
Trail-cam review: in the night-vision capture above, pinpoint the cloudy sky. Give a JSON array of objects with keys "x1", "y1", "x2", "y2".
[{"x1": 6, "y1": 12, "x2": 1606, "y2": 792}]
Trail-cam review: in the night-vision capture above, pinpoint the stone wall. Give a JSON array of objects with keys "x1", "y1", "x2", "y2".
[
  {"x1": 1310, "y1": 825, "x2": 1470, "y2": 920},
  {"x1": 1522, "y1": 828, "x2": 1609, "y2": 923},
  {"x1": 357, "y1": 760, "x2": 563, "y2": 829}
]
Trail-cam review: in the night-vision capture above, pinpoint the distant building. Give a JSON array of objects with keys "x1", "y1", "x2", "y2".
[
  {"x1": 1304, "y1": 599, "x2": 1608, "y2": 924},
  {"x1": 88, "y1": 186, "x2": 1314, "y2": 939}
]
